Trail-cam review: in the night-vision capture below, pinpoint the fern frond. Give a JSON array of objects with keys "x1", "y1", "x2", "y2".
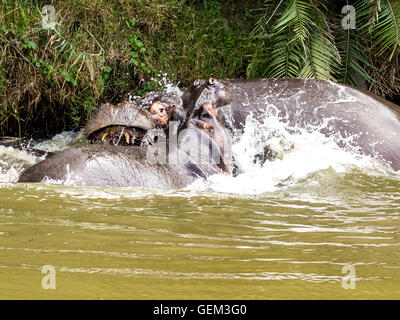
[{"x1": 274, "y1": 0, "x2": 320, "y2": 43}]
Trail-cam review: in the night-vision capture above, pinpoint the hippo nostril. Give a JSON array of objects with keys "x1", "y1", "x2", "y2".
[{"x1": 208, "y1": 77, "x2": 215, "y2": 85}]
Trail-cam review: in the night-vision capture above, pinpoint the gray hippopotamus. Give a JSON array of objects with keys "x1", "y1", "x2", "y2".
[
  {"x1": 18, "y1": 78, "x2": 234, "y2": 187},
  {"x1": 213, "y1": 78, "x2": 400, "y2": 171},
  {"x1": 181, "y1": 78, "x2": 400, "y2": 171},
  {"x1": 18, "y1": 77, "x2": 400, "y2": 188}
]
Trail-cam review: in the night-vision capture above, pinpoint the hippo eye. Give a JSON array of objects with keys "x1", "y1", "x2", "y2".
[{"x1": 159, "y1": 108, "x2": 165, "y2": 113}]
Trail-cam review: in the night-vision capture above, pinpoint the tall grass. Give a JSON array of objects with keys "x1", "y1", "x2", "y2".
[{"x1": 0, "y1": 0, "x2": 260, "y2": 137}]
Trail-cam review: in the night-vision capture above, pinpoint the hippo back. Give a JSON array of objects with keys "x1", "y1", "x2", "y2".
[{"x1": 217, "y1": 78, "x2": 400, "y2": 171}]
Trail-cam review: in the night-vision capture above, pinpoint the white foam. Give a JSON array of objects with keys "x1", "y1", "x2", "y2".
[
  {"x1": 0, "y1": 146, "x2": 40, "y2": 183},
  {"x1": 188, "y1": 113, "x2": 395, "y2": 195},
  {"x1": 0, "y1": 131, "x2": 81, "y2": 183},
  {"x1": 33, "y1": 131, "x2": 79, "y2": 152}
]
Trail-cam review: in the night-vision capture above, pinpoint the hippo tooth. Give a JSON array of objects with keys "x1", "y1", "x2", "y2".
[
  {"x1": 124, "y1": 132, "x2": 130, "y2": 145},
  {"x1": 101, "y1": 132, "x2": 109, "y2": 142}
]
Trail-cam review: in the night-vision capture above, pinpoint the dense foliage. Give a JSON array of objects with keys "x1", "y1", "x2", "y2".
[
  {"x1": 249, "y1": 0, "x2": 400, "y2": 97},
  {"x1": 0, "y1": 0, "x2": 399, "y2": 137}
]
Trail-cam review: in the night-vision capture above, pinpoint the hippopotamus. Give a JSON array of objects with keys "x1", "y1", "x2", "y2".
[
  {"x1": 211, "y1": 78, "x2": 400, "y2": 171},
  {"x1": 18, "y1": 77, "x2": 400, "y2": 188},
  {"x1": 18, "y1": 78, "x2": 234, "y2": 187}
]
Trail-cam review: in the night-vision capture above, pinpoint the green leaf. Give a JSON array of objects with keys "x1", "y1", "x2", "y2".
[
  {"x1": 22, "y1": 40, "x2": 37, "y2": 50},
  {"x1": 374, "y1": 0, "x2": 400, "y2": 60},
  {"x1": 334, "y1": 7, "x2": 374, "y2": 86}
]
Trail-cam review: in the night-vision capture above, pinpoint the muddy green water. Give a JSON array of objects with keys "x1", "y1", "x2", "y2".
[{"x1": 1, "y1": 171, "x2": 399, "y2": 299}]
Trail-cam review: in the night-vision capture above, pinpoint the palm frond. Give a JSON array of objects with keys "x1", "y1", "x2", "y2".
[
  {"x1": 335, "y1": 3, "x2": 374, "y2": 85},
  {"x1": 266, "y1": 29, "x2": 303, "y2": 78},
  {"x1": 358, "y1": 0, "x2": 400, "y2": 60},
  {"x1": 300, "y1": 29, "x2": 340, "y2": 80},
  {"x1": 374, "y1": 0, "x2": 400, "y2": 60},
  {"x1": 269, "y1": 0, "x2": 338, "y2": 79},
  {"x1": 249, "y1": 0, "x2": 400, "y2": 99},
  {"x1": 274, "y1": 0, "x2": 324, "y2": 45},
  {"x1": 252, "y1": 0, "x2": 285, "y2": 38}
]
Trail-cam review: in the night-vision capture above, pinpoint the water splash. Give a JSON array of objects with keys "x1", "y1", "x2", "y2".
[
  {"x1": 0, "y1": 146, "x2": 40, "y2": 183},
  {"x1": 0, "y1": 131, "x2": 83, "y2": 183},
  {"x1": 188, "y1": 112, "x2": 396, "y2": 195},
  {"x1": 33, "y1": 131, "x2": 80, "y2": 152},
  {"x1": 128, "y1": 73, "x2": 182, "y2": 102}
]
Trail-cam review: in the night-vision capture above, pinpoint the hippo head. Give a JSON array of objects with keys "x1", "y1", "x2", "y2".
[
  {"x1": 83, "y1": 78, "x2": 233, "y2": 174},
  {"x1": 190, "y1": 103, "x2": 233, "y2": 174},
  {"x1": 190, "y1": 79, "x2": 233, "y2": 173},
  {"x1": 84, "y1": 79, "x2": 212, "y2": 146}
]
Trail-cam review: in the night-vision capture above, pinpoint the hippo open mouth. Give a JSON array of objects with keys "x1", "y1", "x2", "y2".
[
  {"x1": 84, "y1": 77, "x2": 232, "y2": 149},
  {"x1": 88, "y1": 125, "x2": 148, "y2": 146},
  {"x1": 84, "y1": 102, "x2": 155, "y2": 146}
]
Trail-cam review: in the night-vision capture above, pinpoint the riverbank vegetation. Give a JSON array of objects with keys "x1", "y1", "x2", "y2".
[{"x1": 1, "y1": 0, "x2": 399, "y2": 137}]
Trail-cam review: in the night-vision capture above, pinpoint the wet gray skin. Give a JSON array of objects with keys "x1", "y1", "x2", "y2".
[
  {"x1": 192, "y1": 103, "x2": 233, "y2": 174},
  {"x1": 216, "y1": 78, "x2": 400, "y2": 171},
  {"x1": 18, "y1": 143, "x2": 221, "y2": 188},
  {"x1": 207, "y1": 77, "x2": 232, "y2": 108}
]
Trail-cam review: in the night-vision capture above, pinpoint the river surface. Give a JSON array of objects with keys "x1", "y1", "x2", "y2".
[{"x1": 1, "y1": 111, "x2": 400, "y2": 299}]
